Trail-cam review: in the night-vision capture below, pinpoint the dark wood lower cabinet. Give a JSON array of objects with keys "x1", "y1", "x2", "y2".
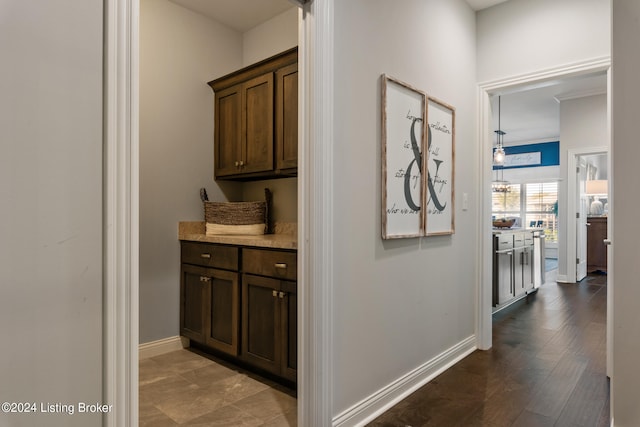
[
  {"x1": 180, "y1": 264, "x2": 239, "y2": 356},
  {"x1": 242, "y1": 274, "x2": 297, "y2": 382},
  {"x1": 180, "y1": 265, "x2": 207, "y2": 343},
  {"x1": 180, "y1": 241, "x2": 296, "y2": 384}
]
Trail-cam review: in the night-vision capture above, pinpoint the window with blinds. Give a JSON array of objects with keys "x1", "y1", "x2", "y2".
[
  {"x1": 525, "y1": 182, "x2": 558, "y2": 242},
  {"x1": 491, "y1": 182, "x2": 559, "y2": 243},
  {"x1": 492, "y1": 184, "x2": 521, "y2": 219}
]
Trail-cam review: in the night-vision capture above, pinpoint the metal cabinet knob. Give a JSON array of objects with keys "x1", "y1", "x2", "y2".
[
  {"x1": 200, "y1": 253, "x2": 211, "y2": 259},
  {"x1": 274, "y1": 263, "x2": 287, "y2": 269}
]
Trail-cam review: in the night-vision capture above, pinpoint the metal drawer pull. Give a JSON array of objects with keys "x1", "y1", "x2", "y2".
[
  {"x1": 200, "y1": 253, "x2": 211, "y2": 259},
  {"x1": 274, "y1": 263, "x2": 287, "y2": 269},
  {"x1": 279, "y1": 291, "x2": 286, "y2": 299},
  {"x1": 272, "y1": 290, "x2": 278, "y2": 297}
]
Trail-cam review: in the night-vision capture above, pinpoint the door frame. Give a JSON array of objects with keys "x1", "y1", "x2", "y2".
[
  {"x1": 566, "y1": 147, "x2": 609, "y2": 284},
  {"x1": 476, "y1": 57, "x2": 611, "y2": 350},
  {"x1": 103, "y1": 0, "x2": 335, "y2": 425},
  {"x1": 103, "y1": 0, "x2": 140, "y2": 425}
]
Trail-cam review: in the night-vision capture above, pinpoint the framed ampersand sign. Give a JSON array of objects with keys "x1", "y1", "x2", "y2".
[
  {"x1": 381, "y1": 75, "x2": 427, "y2": 239},
  {"x1": 425, "y1": 96, "x2": 455, "y2": 236},
  {"x1": 381, "y1": 74, "x2": 455, "y2": 239}
]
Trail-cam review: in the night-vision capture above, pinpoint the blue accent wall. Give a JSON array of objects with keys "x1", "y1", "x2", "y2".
[{"x1": 493, "y1": 141, "x2": 560, "y2": 170}]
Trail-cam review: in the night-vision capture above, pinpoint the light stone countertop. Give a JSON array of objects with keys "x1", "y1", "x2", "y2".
[{"x1": 179, "y1": 221, "x2": 297, "y2": 250}]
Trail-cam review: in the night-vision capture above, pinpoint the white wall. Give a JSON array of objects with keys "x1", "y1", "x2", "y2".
[
  {"x1": 242, "y1": 6, "x2": 298, "y2": 66},
  {"x1": 477, "y1": 0, "x2": 611, "y2": 284},
  {"x1": 557, "y1": 94, "x2": 607, "y2": 278},
  {"x1": 139, "y1": 0, "x2": 243, "y2": 343},
  {"x1": 0, "y1": 1, "x2": 103, "y2": 426},
  {"x1": 242, "y1": 178, "x2": 298, "y2": 223},
  {"x1": 477, "y1": 0, "x2": 610, "y2": 83},
  {"x1": 331, "y1": 0, "x2": 477, "y2": 420},
  {"x1": 241, "y1": 7, "x2": 298, "y2": 224},
  {"x1": 612, "y1": 1, "x2": 640, "y2": 425}
]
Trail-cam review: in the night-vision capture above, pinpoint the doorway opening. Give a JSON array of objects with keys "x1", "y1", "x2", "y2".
[
  {"x1": 138, "y1": 1, "x2": 304, "y2": 425},
  {"x1": 568, "y1": 150, "x2": 609, "y2": 284},
  {"x1": 477, "y1": 58, "x2": 611, "y2": 351},
  {"x1": 480, "y1": 65, "x2": 612, "y2": 415}
]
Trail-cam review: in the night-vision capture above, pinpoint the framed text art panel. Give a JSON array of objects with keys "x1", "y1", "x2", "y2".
[
  {"x1": 381, "y1": 75, "x2": 427, "y2": 239},
  {"x1": 426, "y1": 96, "x2": 455, "y2": 236}
]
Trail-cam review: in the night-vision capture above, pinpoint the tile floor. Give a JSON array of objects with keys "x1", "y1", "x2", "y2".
[{"x1": 139, "y1": 348, "x2": 297, "y2": 426}]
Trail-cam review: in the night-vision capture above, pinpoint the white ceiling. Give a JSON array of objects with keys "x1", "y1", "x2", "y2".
[
  {"x1": 464, "y1": 0, "x2": 510, "y2": 11},
  {"x1": 169, "y1": 0, "x2": 506, "y2": 33},
  {"x1": 168, "y1": 0, "x2": 294, "y2": 32},
  {"x1": 491, "y1": 73, "x2": 607, "y2": 144}
]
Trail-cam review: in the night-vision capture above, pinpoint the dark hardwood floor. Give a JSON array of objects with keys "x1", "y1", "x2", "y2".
[{"x1": 369, "y1": 273, "x2": 609, "y2": 427}]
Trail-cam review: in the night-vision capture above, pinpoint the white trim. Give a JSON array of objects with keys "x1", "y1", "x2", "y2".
[
  {"x1": 478, "y1": 56, "x2": 611, "y2": 93},
  {"x1": 606, "y1": 68, "x2": 613, "y2": 380},
  {"x1": 104, "y1": 0, "x2": 139, "y2": 426},
  {"x1": 556, "y1": 274, "x2": 570, "y2": 283},
  {"x1": 477, "y1": 86, "x2": 494, "y2": 351},
  {"x1": 554, "y1": 87, "x2": 607, "y2": 103},
  {"x1": 298, "y1": 0, "x2": 334, "y2": 425},
  {"x1": 139, "y1": 336, "x2": 187, "y2": 360},
  {"x1": 477, "y1": 56, "x2": 611, "y2": 352},
  {"x1": 332, "y1": 336, "x2": 477, "y2": 427}
]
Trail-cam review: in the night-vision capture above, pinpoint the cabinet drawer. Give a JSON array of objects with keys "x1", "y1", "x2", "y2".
[
  {"x1": 242, "y1": 248, "x2": 297, "y2": 280},
  {"x1": 181, "y1": 241, "x2": 238, "y2": 270}
]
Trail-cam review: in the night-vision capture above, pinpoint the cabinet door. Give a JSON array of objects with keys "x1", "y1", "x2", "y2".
[
  {"x1": 522, "y1": 246, "x2": 534, "y2": 292},
  {"x1": 275, "y1": 63, "x2": 298, "y2": 171},
  {"x1": 513, "y1": 248, "x2": 526, "y2": 298},
  {"x1": 205, "y1": 269, "x2": 240, "y2": 356},
  {"x1": 215, "y1": 85, "x2": 242, "y2": 177},
  {"x1": 241, "y1": 274, "x2": 281, "y2": 374},
  {"x1": 180, "y1": 265, "x2": 208, "y2": 344},
  {"x1": 496, "y1": 251, "x2": 514, "y2": 305},
  {"x1": 280, "y1": 280, "x2": 297, "y2": 382},
  {"x1": 242, "y1": 74, "x2": 274, "y2": 174}
]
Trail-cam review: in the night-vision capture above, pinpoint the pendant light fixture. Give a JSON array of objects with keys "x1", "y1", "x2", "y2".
[
  {"x1": 492, "y1": 95, "x2": 510, "y2": 193},
  {"x1": 493, "y1": 96, "x2": 506, "y2": 165}
]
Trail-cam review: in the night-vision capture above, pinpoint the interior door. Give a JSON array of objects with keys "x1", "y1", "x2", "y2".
[{"x1": 576, "y1": 159, "x2": 588, "y2": 281}]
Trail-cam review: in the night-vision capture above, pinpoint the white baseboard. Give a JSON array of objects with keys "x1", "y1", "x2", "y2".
[
  {"x1": 138, "y1": 336, "x2": 188, "y2": 359},
  {"x1": 332, "y1": 335, "x2": 477, "y2": 427},
  {"x1": 556, "y1": 274, "x2": 570, "y2": 283}
]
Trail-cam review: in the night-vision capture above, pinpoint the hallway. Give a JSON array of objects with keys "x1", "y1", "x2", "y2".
[{"x1": 369, "y1": 273, "x2": 609, "y2": 426}]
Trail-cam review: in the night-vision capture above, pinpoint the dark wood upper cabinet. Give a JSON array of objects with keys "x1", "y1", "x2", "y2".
[
  {"x1": 275, "y1": 62, "x2": 298, "y2": 171},
  {"x1": 209, "y1": 48, "x2": 297, "y2": 181},
  {"x1": 213, "y1": 85, "x2": 242, "y2": 177}
]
